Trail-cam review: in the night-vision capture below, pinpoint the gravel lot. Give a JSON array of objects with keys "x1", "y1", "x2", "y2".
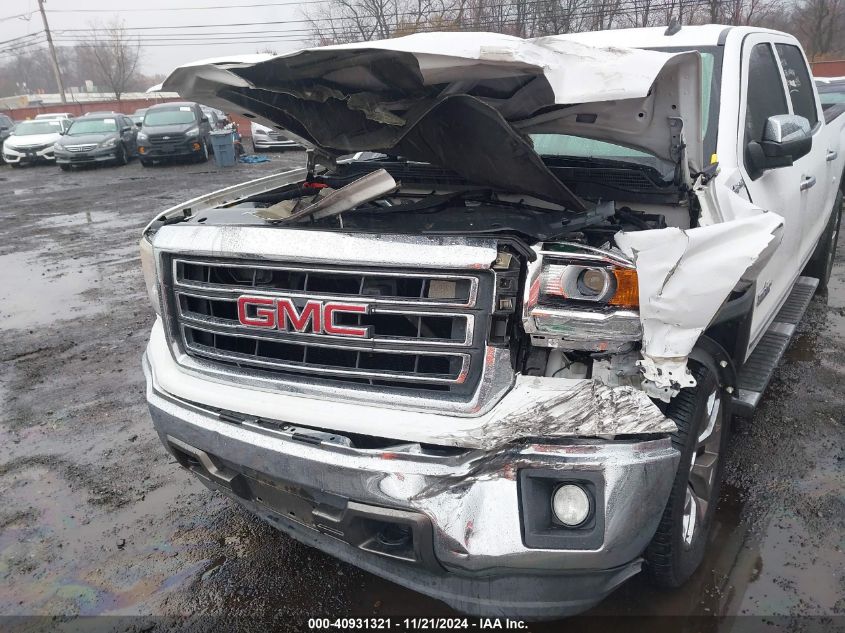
[{"x1": 0, "y1": 156, "x2": 843, "y2": 632}]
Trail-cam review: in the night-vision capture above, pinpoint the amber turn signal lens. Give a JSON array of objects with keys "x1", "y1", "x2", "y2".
[{"x1": 609, "y1": 268, "x2": 639, "y2": 307}]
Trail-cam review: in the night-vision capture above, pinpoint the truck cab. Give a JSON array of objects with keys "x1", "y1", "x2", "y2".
[{"x1": 139, "y1": 25, "x2": 842, "y2": 618}]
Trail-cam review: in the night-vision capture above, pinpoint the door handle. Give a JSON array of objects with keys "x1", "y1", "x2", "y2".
[
  {"x1": 800, "y1": 175, "x2": 817, "y2": 191},
  {"x1": 827, "y1": 149, "x2": 838, "y2": 162}
]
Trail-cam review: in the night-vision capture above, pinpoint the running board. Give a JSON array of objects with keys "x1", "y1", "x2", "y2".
[{"x1": 732, "y1": 276, "x2": 818, "y2": 417}]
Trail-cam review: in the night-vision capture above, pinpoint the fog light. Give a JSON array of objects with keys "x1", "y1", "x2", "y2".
[
  {"x1": 192, "y1": 142, "x2": 201, "y2": 150},
  {"x1": 551, "y1": 484, "x2": 591, "y2": 526},
  {"x1": 138, "y1": 146, "x2": 145, "y2": 154}
]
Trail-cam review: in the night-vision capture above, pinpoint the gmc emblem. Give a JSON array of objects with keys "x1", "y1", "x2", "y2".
[{"x1": 237, "y1": 296, "x2": 371, "y2": 338}]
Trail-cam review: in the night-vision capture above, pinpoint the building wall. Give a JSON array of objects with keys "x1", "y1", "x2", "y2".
[{"x1": 810, "y1": 60, "x2": 845, "y2": 77}]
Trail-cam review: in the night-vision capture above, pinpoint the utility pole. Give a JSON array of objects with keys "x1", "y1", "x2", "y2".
[{"x1": 37, "y1": 0, "x2": 67, "y2": 104}]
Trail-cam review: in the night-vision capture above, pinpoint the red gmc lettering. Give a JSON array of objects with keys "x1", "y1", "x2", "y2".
[
  {"x1": 237, "y1": 296, "x2": 276, "y2": 328},
  {"x1": 324, "y1": 303, "x2": 369, "y2": 337},
  {"x1": 237, "y1": 295, "x2": 370, "y2": 338},
  {"x1": 278, "y1": 298, "x2": 322, "y2": 333}
]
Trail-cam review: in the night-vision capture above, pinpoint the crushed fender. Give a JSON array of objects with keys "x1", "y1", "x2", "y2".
[{"x1": 615, "y1": 210, "x2": 784, "y2": 397}]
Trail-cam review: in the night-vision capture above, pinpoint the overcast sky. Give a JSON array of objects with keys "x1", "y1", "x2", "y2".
[{"x1": 4, "y1": 0, "x2": 315, "y2": 78}]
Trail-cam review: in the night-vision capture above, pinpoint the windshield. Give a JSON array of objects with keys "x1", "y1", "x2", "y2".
[
  {"x1": 144, "y1": 108, "x2": 196, "y2": 126},
  {"x1": 67, "y1": 118, "x2": 118, "y2": 135},
  {"x1": 13, "y1": 120, "x2": 63, "y2": 136},
  {"x1": 531, "y1": 48, "x2": 721, "y2": 172}
]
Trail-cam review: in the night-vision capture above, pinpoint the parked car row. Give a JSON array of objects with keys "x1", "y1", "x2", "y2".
[
  {"x1": 1, "y1": 101, "x2": 303, "y2": 170},
  {"x1": 0, "y1": 102, "x2": 228, "y2": 170}
]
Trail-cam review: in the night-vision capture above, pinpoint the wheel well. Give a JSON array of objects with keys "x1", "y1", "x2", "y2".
[
  {"x1": 703, "y1": 281, "x2": 755, "y2": 372},
  {"x1": 689, "y1": 336, "x2": 738, "y2": 395}
]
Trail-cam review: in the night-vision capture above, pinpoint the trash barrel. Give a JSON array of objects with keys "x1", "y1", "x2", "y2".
[{"x1": 210, "y1": 130, "x2": 237, "y2": 167}]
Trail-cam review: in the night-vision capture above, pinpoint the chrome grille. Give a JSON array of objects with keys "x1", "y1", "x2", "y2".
[
  {"x1": 164, "y1": 257, "x2": 492, "y2": 394},
  {"x1": 66, "y1": 144, "x2": 97, "y2": 152}
]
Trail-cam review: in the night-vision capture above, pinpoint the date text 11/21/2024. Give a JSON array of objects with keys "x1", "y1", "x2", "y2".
[{"x1": 307, "y1": 618, "x2": 529, "y2": 629}]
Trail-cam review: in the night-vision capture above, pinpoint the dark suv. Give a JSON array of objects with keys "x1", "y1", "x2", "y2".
[
  {"x1": 53, "y1": 113, "x2": 138, "y2": 170},
  {"x1": 136, "y1": 102, "x2": 212, "y2": 166}
]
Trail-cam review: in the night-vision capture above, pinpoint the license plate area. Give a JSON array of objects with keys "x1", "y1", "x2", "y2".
[
  {"x1": 245, "y1": 474, "x2": 321, "y2": 530},
  {"x1": 165, "y1": 435, "x2": 440, "y2": 570}
]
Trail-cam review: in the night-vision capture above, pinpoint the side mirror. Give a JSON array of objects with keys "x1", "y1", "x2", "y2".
[
  {"x1": 746, "y1": 114, "x2": 812, "y2": 178},
  {"x1": 135, "y1": 121, "x2": 143, "y2": 127},
  {"x1": 201, "y1": 116, "x2": 209, "y2": 124},
  {"x1": 121, "y1": 126, "x2": 131, "y2": 132}
]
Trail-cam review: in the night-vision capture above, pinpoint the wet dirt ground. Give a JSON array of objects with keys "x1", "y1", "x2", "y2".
[{"x1": 0, "y1": 157, "x2": 843, "y2": 632}]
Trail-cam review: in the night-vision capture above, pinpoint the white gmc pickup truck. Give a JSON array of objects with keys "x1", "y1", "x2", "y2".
[{"x1": 140, "y1": 25, "x2": 843, "y2": 617}]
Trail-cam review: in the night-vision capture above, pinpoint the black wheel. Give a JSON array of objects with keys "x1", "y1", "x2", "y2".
[
  {"x1": 114, "y1": 144, "x2": 128, "y2": 166},
  {"x1": 194, "y1": 141, "x2": 209, "y2": 163},
  {"x1": 9, "y1": 162, "x2": 20, "y2": 168},
  {"x1": 59, "y1": 164, "x2": 71, "y2": 172},
  {"x1": 644, "y1": 358, "x2": 731, "y2": 588},
  {"x1": 140, "y1": 159, "x2": 152, "y2": 168},
  {"x1": 803, "y1": 189, "x2": 841, "y2": 292}
]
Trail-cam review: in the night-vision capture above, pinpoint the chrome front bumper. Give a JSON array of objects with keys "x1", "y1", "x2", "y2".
[{"x1": 143, "y1": 352, "x2": 679, "y2": 618}]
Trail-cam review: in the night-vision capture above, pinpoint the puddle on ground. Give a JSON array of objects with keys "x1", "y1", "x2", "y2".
[
  {"x1": 0, "y1": 463, "x2": 215, "y2": 617},
  {"x1": 0, "y1": 250, "x2": 102, "y2": 330},
  {"x1": 30, "y1": 211, "x2": 119, "y2": 229}
]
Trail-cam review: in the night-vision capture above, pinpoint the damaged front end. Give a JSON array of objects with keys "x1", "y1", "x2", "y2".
[
  {"x1": 148, "y1": 32, "x2": 786, "y2": 442},
  {"x1": 140, "y1": 31, "x2": 795, "y2": 617}
]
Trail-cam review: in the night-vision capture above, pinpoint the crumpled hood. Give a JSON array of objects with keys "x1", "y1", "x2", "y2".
[{"x1": 162, "y1": 32, "x2": 701, "y2": 207}]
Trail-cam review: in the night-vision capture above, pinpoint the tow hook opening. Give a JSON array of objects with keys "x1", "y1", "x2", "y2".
[{"x1": 166, "y1": 435, "x2": 251, "y2": 499}]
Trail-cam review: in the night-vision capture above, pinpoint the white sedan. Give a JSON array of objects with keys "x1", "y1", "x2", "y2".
[
  {"x1": 3, "y1": 119, "x2": 69, "y2": 166},
  {"x1": 250, "y1": 122, "x2": 302, "y2": 150}
]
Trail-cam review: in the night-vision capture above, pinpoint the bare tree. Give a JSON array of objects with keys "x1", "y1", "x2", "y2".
[
  {"x1": 795, "y1": 0, "x2": 844, "y2": 57},
  {"x1": 75, "y1": 19, "x2": 141, "y2": 101},
  {"x1": 302, "y1": 0, "x2": 845, "y2": 66}
]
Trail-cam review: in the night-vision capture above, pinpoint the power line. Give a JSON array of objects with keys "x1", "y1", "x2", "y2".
[
  {"x1": 47, "y1": 0, "x2": 332, "y2": 12},
  {"x1": 52, "y1": 28, "x2": 317, "y2": 39},
  {"x1": 0, "y1": 11, "x2": 35, "y2": 23},
  {"x1": 0, "y1": 35, "x2": 48, "y2": 56},
  {"x1": 50, "y1": 0, "x2": 711, "y2": 34},
  {"x1": 0, "y1": 31, "x2": 45, "y2": 47}
]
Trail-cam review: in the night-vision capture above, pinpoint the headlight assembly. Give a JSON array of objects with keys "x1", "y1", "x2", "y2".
[
  {"x1": 523, "y1": 245, "x2": 642, "y2": 352},
  {"x1": 99, "y1": 137, "x2": 118, "y2": 148},
  {"x1": 540, "y1": 262, "x2": 638, "y2": 307},
  {"x1": 137, "y1": 132, "x2": 148, "y2": 142},
  {"x1": 139, "y1": 234, "x2": 161, "y2": 316},
  {"x1": 185, "y1": 126, "x2": 199, "y2": 137}
]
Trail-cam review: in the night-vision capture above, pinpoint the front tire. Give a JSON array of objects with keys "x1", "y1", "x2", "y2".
[
  {"x1": 114, "y1": 144, "x2": 128, "y2": 166},
  {"x1": 59, "y1": 164, "x2": 71, "y2": 172},
  {"x1": 194, "y1": 141, "x2": 209, "y2": 163},
  {"x1": 140, "y1": 159, "x2": 153, "y2": 168},
  {"x1": 644, "y1": 358, "x2": 731, "y2": 588},
  {"x1": 803, "y1": 189, "x2": 841, "y2": 292}
]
